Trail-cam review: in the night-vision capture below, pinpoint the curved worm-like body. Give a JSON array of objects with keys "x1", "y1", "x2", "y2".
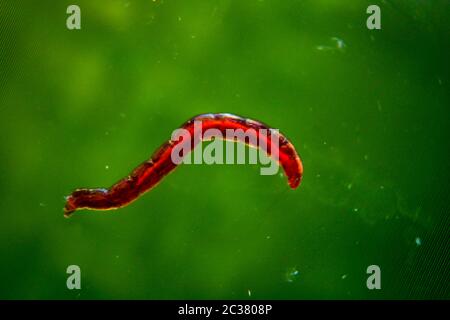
[{"x1": 64, "y1": 113, "x2": 303, "y2": 217}]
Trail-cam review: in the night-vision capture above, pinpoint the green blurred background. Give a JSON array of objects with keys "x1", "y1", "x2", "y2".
[{"x1": 0, "y1": 0, "x2": 449, "y2": 299}]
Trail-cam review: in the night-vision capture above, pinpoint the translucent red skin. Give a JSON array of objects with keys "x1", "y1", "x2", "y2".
[{"x1": 64, "y1": 113, "x2": 303, "y2": 217}]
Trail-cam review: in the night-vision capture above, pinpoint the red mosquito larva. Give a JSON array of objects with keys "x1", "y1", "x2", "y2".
[{"x1": 64, "y1": 113, "x2": 303, "y2": 217}]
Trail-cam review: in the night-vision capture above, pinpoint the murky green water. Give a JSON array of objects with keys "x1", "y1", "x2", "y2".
[{"x1": 0, "y1": 0, "x2": 448, "y2": 299}]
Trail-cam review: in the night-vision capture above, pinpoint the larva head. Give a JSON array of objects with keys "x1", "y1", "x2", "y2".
[
  {"x1": 64, "y1": 195, "x2": 77, "y2": 217},
  {"x1": 63, "y1": 188, "x2": 109, "y2": 217}
]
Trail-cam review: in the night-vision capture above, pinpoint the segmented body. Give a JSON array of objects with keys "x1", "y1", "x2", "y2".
[{"x1": 64, "y1": 113, "x2": 303, "y2": 217}]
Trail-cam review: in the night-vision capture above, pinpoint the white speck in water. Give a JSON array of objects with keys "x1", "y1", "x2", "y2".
[
  {"x1": 415, "y1": 237, "x2": 422, "y2": 246},
  {"x1": 177, "y1": 16, "x2": 182, "y2": 22},
  {"x1": 39, "y1": 202, "x2": 46, "y2": 207},
  {"x1": 266, "y1": 235, "x2": 271, "y2": 240},
  {"x1": 347, "y1": 183, "x2": 353, "y2": 190},
  {"x1": 331, "y1": 37, "x2": 346, "y2": 51},
  {"x1": 285, "y1": 267, "x2": 300, "y2": 282},
  {"x1": 341, "y1": 274, "x2": 348, "y2": 280},
  {"x1": 353, "y1": 208, "x2": 359, "y2": 212},
  {"x1": 248, "y1": 289, "x2": 252, "y2": 297},
  {"x1": 116, "y1": 255, "x2": 120, "y2": 259},
  {"x1": 317, "y1": 37, "x2": 346, "y2": 52},
  {"x1": 145, "y1": 15, "x2": 155, "y2": 25},
  {"x1": 105, "y1": 165, "x2": 110, "y2": 170},
  {"x1": 364, "y1": 154, "x2": 369, "y2": 161},
  {"x1": 316, "y1": 174, "x2": 321, "y2": 178},
  {"x1": 380, "y1": 185, "x2": 385, "y2": 190}
]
